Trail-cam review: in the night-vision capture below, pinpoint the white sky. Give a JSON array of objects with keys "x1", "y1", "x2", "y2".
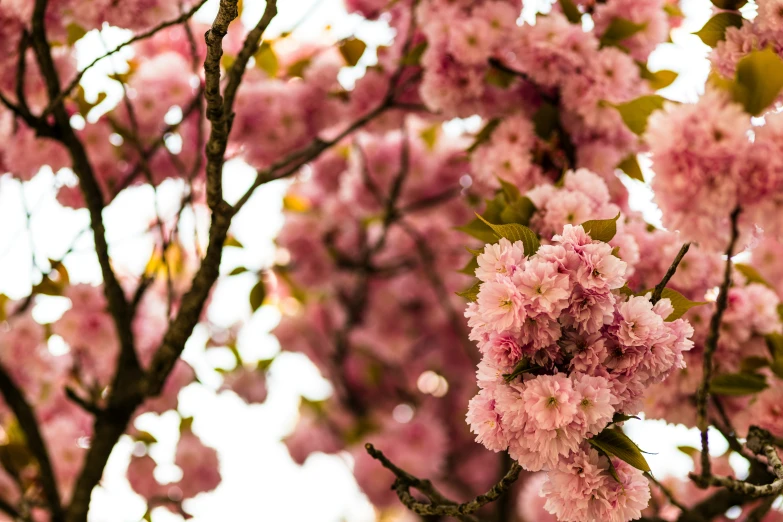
[{"x1": 0, "y1": 0, "x2": 750, "y2": 521}]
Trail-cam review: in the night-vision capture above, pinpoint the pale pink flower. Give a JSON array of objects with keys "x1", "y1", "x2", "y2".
[
  {"x1": 475, "y1": 238, "x2": 526, "y2": 282},
  {"x1": 515, "y1": 258, "x2": 571, "y2": 317},
  {"x1": 616, "y1": 296, "x2": 665, "y2": 347},
  {"x1": 522, "y1": 374, "x2": 579, "y2": 431},
  {"x1": 476, "y1": 277, "x2": 525, "y2": 332},
  {"x1": 467, "y1": 389, "x2": 509, "y2": 451},
  {"x1": 573, "y1": 374, "x2": 617, "y2": 436},
  {"x1": 480, "y1": 332, "x2": 524, "y2": 368}
]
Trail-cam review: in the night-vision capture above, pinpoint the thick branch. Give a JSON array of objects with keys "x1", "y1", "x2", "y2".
[
  {"x1": 651, "y1": 242, "x2": 691, "y2": 304},
  {"x1": 29, "y1": 0, "x2": 140, "y2": 376},
  {"x1": 366, "y1": 443, "x2": 521, "y2": 520}
]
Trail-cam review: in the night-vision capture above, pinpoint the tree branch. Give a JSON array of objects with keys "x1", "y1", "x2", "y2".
[
  {"x1": 0, "y1": 365, "x2": 63, "y2": 521},
  {"x1": 695, "y1": 206, "x2": 741, "y2": 477},
  {"x1": 41, "y1": 0, "x2": 209, "y2": 117},
  {"x1": 365, "y1": 443, "x2": 521, "y2": 520},
  {"x1": 651, "y1": 242, "x2": 691, "y2": 304}
]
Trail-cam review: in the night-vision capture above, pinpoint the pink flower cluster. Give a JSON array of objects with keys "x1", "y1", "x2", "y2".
[
  {"x1": 647, "y1": 89, "x2": 783, "y2": 250},
  {"x1": 526, "y1": 169, "x2": 639, "y2": 273},
  {"x1": 645, "y1": 280, "x2": 781, "y2": 428},
  {"x1": 466, "y1": 224, "x2": 694, "y2": 521}
]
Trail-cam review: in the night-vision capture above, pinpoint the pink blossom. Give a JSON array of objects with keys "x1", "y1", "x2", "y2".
[
  {"x1": 127, "y1": 454, "x2": 164, "y2": 501},
  {"x1": 467, "y1": 389, "x2": 509, "y2": 451},
  {"x1": 174, "y1": 429, "x2": 222, "y2": 499},
  {"x1": 219, "y1": 365, "x2": 269, "y2": 405},
  {"x1": 480, "y1": 332, "x2": 524, "y2": 368},
  {"x1": 522, "y1": 374, "x2": 579, "y2": 431},
  {"x1": 573, "y1": 374, "x2": 617, "y2": 436},
  {"x1": 476, "y1": 277, "x2": 525, "y2": 332},
  {"x1": 515, "y1": 258, "x2": 571, "y2": 317},
  {"x1": 475, "y1": 238, "x2": 526, "y2": 282},
  {"x1": 616, "y1": 296, "x2": 665, "y2": 346}
]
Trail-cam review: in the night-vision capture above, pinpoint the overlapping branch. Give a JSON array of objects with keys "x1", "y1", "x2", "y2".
[{"x1": 365, "y1": 443, "x2": 522, "y2": 521}]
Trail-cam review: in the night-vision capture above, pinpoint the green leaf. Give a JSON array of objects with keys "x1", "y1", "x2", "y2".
[
  {"x1": 656, "y1": 288, "x2": 708, "y2": 321},
  {"x1": 711, "y1": 372, "x2": 768, "y2": 396},
  {"x1": 475, "y1": 214, "x2": 540, "y2": 256},
  {"x1": 420, "y1": 125, "x2": 439, "y2": 150},
  {"x1": 735, "y1": 263, "x2": 772, "y2": 288},
  {"x1": 498, "y1": 178, "x2": 521, "y2": 202},
  {"x1": 637, "y1": 62, "x2": 678, "y2": 90},
  {"x1": 456, "y1": 280, "x2": 481, "y2": 302},
  {"x1": 224, "y1": 236, "x2": 244, "y2": 248},
  {"x1": 664, "y1": 4, "x2": 684, "y2": 17},
  {"x1": 502, "y1": 359, "x2": 543, "y2": 382},
  {"x1": 180, "y1": 416, "x2": 194, "y2": 433},
  {"x1": 456, "y1": 219, "x2": 497, "y2": 244},
  {"x1": 559, "y1": 0, "x2": 582, "y2": 24},
  {"x1": 533, "y1": 102, "x2": 559, "y2": 139},
  {"x1": 617, "y1": 154, "x2": 644, "y2": 182},
  {"x1": 588, "y1": 427, "x2": 651, "y2": 473},
  {"x1": 254, "y1": 42, "x2": 278, "y2": 77},
  {"x1": 618, "y1": 284, "x2": 635, "y2": 297},
  {"x1": 600, "y1": 18, "x2": 647, "y2": 48},
  {"x1": 732, "y1": 47, "x2": 783, "y2": 116},
  {"x1": 467, "y1": 119, "x2": 501, "y2": 153},
  {"x1": 677, "y1": 445, "x2": 699, "y2": 457},
  {"x1": 401, "y1": 41, "x2": 428, "y2": 66},
  {"x1": 694, "y1": 12, "x2": 743, "y2": 47},
  {"x1": 610, "y1": 95, "x2": 666, "y2": 135},
  {"x1": 229, "y1": 266, "x2": 249, "y2": 276},
  {"x1": 740, "y1": 356, "x2": 770, "y2": 374},
  {"x1": 710, "y1": 0, "x2": 747, "y2": 10},
  {"x1": 133, "y1": 431, "x2": 158, "y2": 445},
  {"x1": 287, "y1": 58, "x2": 311, "y2": 78},
  {"x1": 458, "y1": 255, "x2": 479, "y2": 276},
  {"x1": 766, "y1": 333, "x2": 783, "y2": 379},
  {"x1": 612, "y1": 413, "x2": 640, "y2": 424},
  {"x1": 500, "y1": 196, "x2": 536, "y2": 226},
  {"x1": 339, "y1": 38, "x2": 367, "y2": 66},
  {"x1": 485, "y1": 67, "x2": 516, "y2": 88},
  {"x1": 581, "y1": 213, "x2": 620, "y2": 243},
  {"x1": 249, "y1": 280, "x2": 267, "y2": 312},
  {"x1": 66, "y1": 23, "x2": 87, "y2": 46}
]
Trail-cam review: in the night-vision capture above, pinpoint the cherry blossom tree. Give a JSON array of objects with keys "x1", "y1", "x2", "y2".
[{"x1": 3, "y1": 0, "x2": 783, "y2": 521}]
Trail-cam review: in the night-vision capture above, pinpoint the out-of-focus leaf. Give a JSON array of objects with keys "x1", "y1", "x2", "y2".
[{"x1": 694, "y1": 12, "x2": 743, "y2": 47}]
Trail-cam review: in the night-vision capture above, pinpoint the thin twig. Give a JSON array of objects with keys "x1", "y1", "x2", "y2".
[
  {"x1": 41, "y1": 0, "x2": 209, "y2": 117},
  {"x1": 696, "y1": 206, "x2": 741, "y2": 477},
  {"x1": 651, "y1": 242, "x2": 691, "y2": 304},
  {"x1": 647, "y1": 474, "x2": 688, "y2": 513}
]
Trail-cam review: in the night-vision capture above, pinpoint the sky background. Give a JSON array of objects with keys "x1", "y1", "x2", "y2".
[{"x1": 0, "y1": 0, "x2": 753, "y2": 520}]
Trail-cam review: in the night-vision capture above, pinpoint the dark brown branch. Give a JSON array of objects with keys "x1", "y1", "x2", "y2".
[
  {"x1": 0, "y1": 495, "x2": 20, "y2": 520},
  {"x1": 231, "y1": 1, "x2": 423, "y2": 213},
  {"x1": 651, "y1": 242, "x2": 691, "y2": 304},
  {"x1": 366, "y1": 443, "x2": 521, "y2": 519},
  {"x1": 0, "y1": 365, "x2": 62, "y2": 522},
  {"x1": 696, "y1": 207, "x2": 741, "y2": 477},
  {"x1": 145, "y1": 0, "x2": 276, "y2": 392},
  {"x1": 691, "y1": 427, "x2": 783, "y2": 500},
  {"x1": 42, "y1": 0, "x2": 209, "y2": 117}
]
